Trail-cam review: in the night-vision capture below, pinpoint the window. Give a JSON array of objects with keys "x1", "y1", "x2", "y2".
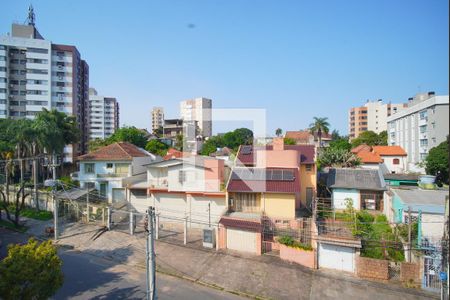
[
  {"x1": 178, "y1": 170, "x2": 186, "y2": 183},
  {"x1": 305, "y1": 164, "x2": 313, "y2": 172},
  {"x1": 419, "y1": 125, "x2": 427, "y2": 133},
  {"x1": 106, "y1": 163, "x2": 113, "y2": 169},
  {"x1": 393, "y1": 158, "x2": 400, "y2": 165},
  {"x1": 84, "y1": 163, "x2": 95, "y2": 174},
  {"x1": 419, "y1": 110, "x2": 427, "y2": 120},
  {"x1": 131, "y1": 189, "x2": 147, "y2": 198},
  {"x1": 420, "y1": 139, "x2": 428, "y2": 147},
  {"x1": 115, "y1": 163, "x2": 129, "y2": 174}
]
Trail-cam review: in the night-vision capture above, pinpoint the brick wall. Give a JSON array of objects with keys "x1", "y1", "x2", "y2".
[
  {"x1": 400, "y1": 262, "x2": 420, "y2": 283},
  {"x1": 356, "y1": 257, "x2": 389, "y2": 280}
]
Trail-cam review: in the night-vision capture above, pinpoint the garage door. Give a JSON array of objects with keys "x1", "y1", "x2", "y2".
[
  {"x1": 189, "y1": 195, "x2": 226, "y2": 224},
  {"x1": 226, "y1": 228, "x2": 257, "y2": 254},
  {"x1": 129, "y1": 189, "x2": 149, "y2": 213},
  {"x1": 319, "y1": 243, "x2": 355, "y2": 273},
  {"x1": 155, "y1": 193, "x2": 187, "y2": 219}
]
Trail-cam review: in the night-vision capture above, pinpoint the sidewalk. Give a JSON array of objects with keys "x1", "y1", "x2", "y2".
[{"x1": 53, "y1": 222, "x2": 438, "y2": 300}]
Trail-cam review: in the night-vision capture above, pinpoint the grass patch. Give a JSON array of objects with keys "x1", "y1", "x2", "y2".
[
  {"x1": 277, "y1": 235, "x2": 313, "y2": 251},
  {"x1": 6, "y1": 206, "x2": 53, "y2": 221},
  {"x1": 0, "y1": 219, "x2": 28, "y2": 233}
]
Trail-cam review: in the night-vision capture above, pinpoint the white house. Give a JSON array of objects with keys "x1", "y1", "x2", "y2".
[
  {"x1": 352, "y1": 145, "x2": 408, "y2": 174},
  {"x1": 75, "y1": 142, "x2": 160, "y2": 203},
  {"x1": 124, "y1": 156, "x2": 228, "y2": 226},
  {"x1": 327, "y1": 168, "x2": 387, "y2": 212}
]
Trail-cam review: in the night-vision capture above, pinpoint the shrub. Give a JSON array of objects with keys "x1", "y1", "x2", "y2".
[{"x1": 277, "y1": 235, "x2": 313, "y2": 251}]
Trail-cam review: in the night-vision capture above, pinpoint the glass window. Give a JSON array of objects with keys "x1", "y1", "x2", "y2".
[
  {"x1": 419, "y1": 110, "x2": 427, "y2": 120},
  {"x1": 393, "y1": 158, "x2": 400, "y2": 165},
  {"x1": 115, "y1": 163, "x2": 129, "y2": 174},
  {"x1": 84, "y1": 163, "x2": 95, "y2": 174},
  {"x1": 305, "y1": 164, "x2": 313, "y2": 172},
  {"x1": 106, "y1": 163, "x2": 113, "y2": 169}
]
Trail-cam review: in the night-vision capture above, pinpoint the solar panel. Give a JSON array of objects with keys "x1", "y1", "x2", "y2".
[{"x1": 231, "y1": 168, "x2": 295, "y2": 181}]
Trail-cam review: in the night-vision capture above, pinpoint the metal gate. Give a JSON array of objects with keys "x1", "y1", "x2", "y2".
[{"x1": 421, "y1": 239, "x2": 442, "y2": 292}]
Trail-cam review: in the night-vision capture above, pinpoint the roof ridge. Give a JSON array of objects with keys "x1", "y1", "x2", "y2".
[{"x1": 116, "y1": 142, "x2": 134, "y2": 159}]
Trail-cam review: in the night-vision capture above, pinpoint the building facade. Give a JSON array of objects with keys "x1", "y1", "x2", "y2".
[
  {"x1": 0, "y1": 13, "x2": 89, "y2": 162},
  {"x1": 180, "y1": 97, "x2": 212, "y2": 138},
  {"x1": 151, "y1": 106, "x2": 164, "y2": 133},
  {"x1": 88, "y1": 88, "x2": 119, "y2": 140},
  {"x1": 387, "y1": 92, "x2": 449, "y2": 172},
  {"x1": 349, "y1": 99, "x2": 406, "y2": 139}
]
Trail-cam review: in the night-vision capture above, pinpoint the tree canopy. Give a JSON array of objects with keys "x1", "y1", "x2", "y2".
[
  {"x1": 107, "y1": 126, "x2": 148, "y2": 148},
  {"x1": 0, "y1": 238, "x2": 64, "y2": 299},
  {"x1": 275, "y1": 128, "x2": 283, "y2": 137},
  {"x1": 145, "y1": 139, "x2": 169, "y2": 156},
  {"x1": 284, "y1": 137, "x2": 296, "y2": 145},
  {"x1": 317, "y1": 147, "x2": 361, "y2": 169},
  {"x1": 425, "y1": 139, "x2": 449, "y2": 184},
  {"x1": 351, "y1": 130, "x2": 387, "y2": 148},
  {"x1": 329, "y1": 138, "x2": 352, "y2": 151},
  {"x1": 201, "y1": 128, "x2": 253, "y2": 156}
]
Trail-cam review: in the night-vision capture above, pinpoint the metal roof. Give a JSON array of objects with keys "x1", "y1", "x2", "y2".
[{"x1": 327, "y1": 168, "x2": 386, "y2": 191}]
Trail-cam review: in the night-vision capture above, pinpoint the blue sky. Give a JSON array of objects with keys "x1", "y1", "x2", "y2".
[{"x1": 2, "y1": 0, "x2": 449, "y2": 135}]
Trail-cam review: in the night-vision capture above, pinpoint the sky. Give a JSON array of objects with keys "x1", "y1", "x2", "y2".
[{"x1": 2, "y1": 0, "x2": 449, "y2": 136}]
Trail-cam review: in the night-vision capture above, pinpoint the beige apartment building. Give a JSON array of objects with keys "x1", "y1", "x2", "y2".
[
  {"x1": 151, "y1": 106, "x2": 164, "y2": 133},
  {"x1": 349, "y1": 99, "x2": 406, "y2": 139}
]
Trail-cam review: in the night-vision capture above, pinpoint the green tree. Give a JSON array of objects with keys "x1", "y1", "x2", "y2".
[
  {"x1": 153, "y1": 126, "x2": 163, "y2": 137},
  {"x1": 0, "y1": 238, "x2": 64, "y2": 299},
  {"x1": 351, "y1": 130, "x2": 387, "y2": 147},
  {"x1": 145, "y1": 140, "x2": 169, "y2": 156},
  {"x1": 223, "y1": 128, "x2": 253, "y2": 150},
  {"x1": 331, "y1": 129, "x2": 341, "y2": 140},
  {"x1": 174, "y1": 134, "x2": 184, "y2": 151},
  {"x1": 425, "y1": 139, "x2": 449, "y2": 184},
  {"x1": 107, "y1": 126, "x2": 148, "y2": 148},
  {"x1": 88, "y1": 138, "x2": 109, "y2": 152},
  {"x1": 201, "y1": 135, "x2": 224, "y2": 156},
  {"x1": 284, "y1": 137, "x2": 296, "y2": 145},
  {"x1": 309, "y1": 117, "x2": 330, "y2": 147},
  {"x1": 317, "y1": 147, "x2": 361, "y2": 169},
  {"x1": 329, "y1": 138, "x2": 352, "y2": 151},
  {"x1": 275, "y1": 128, "x2": 283, "y2": 137}
]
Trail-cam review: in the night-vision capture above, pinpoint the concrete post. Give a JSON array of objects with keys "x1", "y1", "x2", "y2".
[
  {"x1": 86, "y1": 188, "x2": 90, "y2": 223},
  {"x1": 184, "y1": 216, "x2": 188, "y2": 245},
  {"x1": 107, "y1": 207, "x2": 111, "y2": 230},
  {"x1": 156, "y1": 213, "x2": 160, "y2": 240},
  {"x1": 102, "y1": 208, "x2": 105, "y2": 226},
  {"x1": 130, "y1": 211, "x2": 134, "y2": 235},
  {"x1": 53, "y1": 195, "x2": 58, "y2": 241}
]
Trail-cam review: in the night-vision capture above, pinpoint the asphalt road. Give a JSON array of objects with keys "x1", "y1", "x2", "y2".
[{"x1": 0, "y1": 228, "x2": 242, "y2": 300}]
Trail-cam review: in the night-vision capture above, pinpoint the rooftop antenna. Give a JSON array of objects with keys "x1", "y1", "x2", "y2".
[{"x1": 26, "y1": 4, "x2": 36, "y2": 26}]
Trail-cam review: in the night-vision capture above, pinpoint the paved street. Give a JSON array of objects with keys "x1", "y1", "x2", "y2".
[{"x1": 0, "y1": 228, "x2": 242, "y2": 300}]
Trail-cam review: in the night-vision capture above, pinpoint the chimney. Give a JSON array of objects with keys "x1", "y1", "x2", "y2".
[{"x1": 273, "y1": 137, "x2": 285, "y2": 151}]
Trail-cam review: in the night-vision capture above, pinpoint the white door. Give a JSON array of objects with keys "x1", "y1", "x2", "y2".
[
  {"x1": 112, "y1": 188, "x2": 126, "y2": 203},
  {"x1": 155, "y1": 193, "x2": 187, "y2": 218},
  {"x1": 226, "y1": 228, "x2": 257, "y2": 254},
  {"x1": 319, "y1": 243, "x2": 355, "y2": 272}
]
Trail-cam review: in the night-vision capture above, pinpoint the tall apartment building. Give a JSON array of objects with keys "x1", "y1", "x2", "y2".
[
  {"x1": 180, "y1": 97, "x2": 212, "y2": 138},
  {"x1": 88, "y1": 88, "x2": 119, "y2": 140},
  {"x1": 151, "y1": 106, "x2": 164, "y2": 133},
  {"x1": 0, "y1": 7, "x2": 89, "y2": 162},
  {"x1": 387, "y1": 92, "x2": 449, "y2": 172},
  {"x1": 349, "y1": 100, "x2": 406, "y2": 139}
]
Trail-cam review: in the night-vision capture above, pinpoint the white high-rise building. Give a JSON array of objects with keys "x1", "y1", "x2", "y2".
[
  {"x1": 0, "y1": 6, "x2": 89, "y2": 162},
  {"x1": 151, "y1": 106, "x2": 164, "y2": 133},
  {"x1": 387, "y1": 92, "x2": 449, "y2": 172},
  {"x1": 180, "y1": 97, "x2": 212, "y2": 137},
  {"x1": 88, "y1": 88, "x2": 119, "y2": 140}
]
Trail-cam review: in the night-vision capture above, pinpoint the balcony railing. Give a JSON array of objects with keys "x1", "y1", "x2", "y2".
[
  {"x1": 97, "y1": 173, "x2": 128, "y2": 178},
  {"x1": 148, "y1": 179, "x2": 168, "y2": 188}
]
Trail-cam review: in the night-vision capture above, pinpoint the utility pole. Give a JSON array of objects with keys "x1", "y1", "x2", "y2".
[
  {"x1": 408, "y1": 207, "x2": 412, "y2": 262},
  {"x1": 146, "y1": 207, "x2": 156, "y2": 300},
  {"x1": 208, "y1": 202, "x2": 211, "y2": 228},
  {"x1": 33, "y1": 157, "x2": 38, "y2": 210},
  {"x1": 53, "y1": 190, "x2": 58, "y2": 240}
]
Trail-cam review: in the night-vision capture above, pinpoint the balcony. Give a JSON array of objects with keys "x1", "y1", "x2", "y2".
[
  {"x1": 148, "y1": 179, "x2": 168, "y2": 189},
  {"x1": 97, "y1": 173, "x2": 128, "y2": 178}
]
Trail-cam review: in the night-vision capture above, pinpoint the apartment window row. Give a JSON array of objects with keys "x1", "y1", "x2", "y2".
[
  {"x1": 28, "y1": 48, "x2": 48, "y2": 54},
  {"x1": 420, "y1": 139, "x2": 428, "y2": 147},
  {"x1": 0, "y1": 56, "x2": 6, "y2": 61},
  {"x1": 10, "y1": 59, "x2": 27, "y2": 64},
  {"x1": 28, "y1": 69, "x2": 48, "y2": 75},
  {"x1": 27, "y1": 90, "x2": 49, "y2": 95},
  {"x1": 0, "y1": 67, "x2": 6, "y2": 72},
  {"x1": 27, "y1": 58, "x2": 48, "y2": 64},
  {"x1": 10, "y1": 69, "x2": 27, "y2": 75}
]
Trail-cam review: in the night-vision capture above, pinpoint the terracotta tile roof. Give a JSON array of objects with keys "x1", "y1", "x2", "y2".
[
  {"x1": 351, "y1": 144, "x2": 372, "y2": 154},
  {"x1": 163, "y1": 148, "x2": 192, "y2": 160},
  {"x1": 219, "y1": 216, "x2": 262, "y2": 232},
  {"x1": 227, "y1": 167, "x2": 300, "y2": 193},
  {"x1": 236, "y1": 144, "x2": 315, "y2": 166},
  {"x1": 355, "y1": 151, "x2": 382, "y2": 164},
  {"x1": 285, "y1": 131, "x2": 311, "y2": 142},
  {"x1": 372, "y1": 146, "x2": 407, "y2": 156},
  {"x1": 78, "y1": 142, "x2": 149, "y2": 161}
]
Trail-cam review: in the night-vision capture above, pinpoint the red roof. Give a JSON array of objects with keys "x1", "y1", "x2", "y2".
[
  {"x1": 236, "y1": 144, "x2": 315, "y2": 166},
  {"x1": 227, "y1": 167, "x2": 301, "y2": 193},
  {"x1": 372, "y1": 146, "x2": 407, "y2": 156},
  {"x1": 219, "y1": 216, "x2": 261, "y2": 232},
  {"x1": 351, "y1": 144, "x2": 371, "y2": 154},
  {"x1": 285, "y1": 130, "x2": 332, "y2": 142},
  {"x1": 163, "y1": 148, "x2": 192, "y2": 160},
  {"x1": 356, "y1": 151, "x2": 382, "y2": 164},
  {"x1": 78, "y1": 142, "x2": 148, "y2": 161}
]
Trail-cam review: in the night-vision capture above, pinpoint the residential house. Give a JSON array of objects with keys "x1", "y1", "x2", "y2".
[
  {"x1": 124, "y1": 156, "x2": 227, "y2": 226},
  {"x1": 209, "y1": 147, "x2": 232, "y2": 161},
  {"x1": 285, "y1": 130, "x2": 332, "y2": 147},
  {"x1": 352, "y1": 144, "x2": 408, "y2": 174},
  {"x1": 326, "y1": 168, "x2": 387, "y2": 211},
  {"x1": 383, "y1": 173, "x2": 419, "y2": 187},
  {"x1": 218, "y1": 138, "x2": 316, "y2": 254},
  {"x1": 385, "y1": 187, "x2": 448, "y2": 242},
  {"x1": 76, "y1": 142, "x2": 159, "y2": 203}
]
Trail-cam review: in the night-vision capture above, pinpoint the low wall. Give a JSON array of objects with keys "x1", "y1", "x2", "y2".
[
  {"x1": 400, "y1": 262, "x2": 420, "y2": 284},
  {"x1": 356, "y1": 257, "x2": 389, "y2": 280},
  {"x1": 279, "y1": 244, "x2": 315, "y2": 268}
]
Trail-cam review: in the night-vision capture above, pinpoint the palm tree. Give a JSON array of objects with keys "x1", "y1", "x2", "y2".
[
  {"x1": 309, "y1": 117, "x2": 330, "y2": 148},
  {"x1": 33, "y1": 109, "x2": 80, "y2": 179},
  {"x1": 275, "y1": 128, "x2": 283, "y2": 137}
]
